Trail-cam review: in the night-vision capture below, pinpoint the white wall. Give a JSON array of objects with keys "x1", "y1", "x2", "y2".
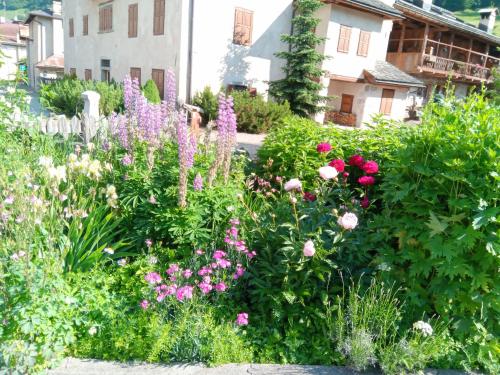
[
  {"x1": 0, "y1": 43, "x2": 26, "y2": 80},
  {"x1": 190, "y1": 0, "x2": 293, "y2": 98}
]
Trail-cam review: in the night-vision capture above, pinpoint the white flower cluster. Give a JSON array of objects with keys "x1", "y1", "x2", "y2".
[
  {"x1": 106, "y1": 185, "x2": 118, "y2": 208},
  {"x1": 67, "y1": 153, "x2": 103, "y2": 180},
  {"x1": 39, "y1": 156, "x2": 67, "y2": 184},
  {"x1": 413, "y1": 321, "x2": 433, "y2": 337}
]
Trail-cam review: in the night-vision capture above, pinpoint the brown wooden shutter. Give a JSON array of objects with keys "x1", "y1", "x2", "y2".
[
  {"x1": 340, "y1": 94, "x2": 354, "y2": 113},
  {"x1": 84, "y1": 69, "x2": 92, "y2": 81},
  {"x1": 83, "y1": 15, "x2": 88, "y2": 36},
  {"x1": 338, "y1": 25, "x2": 351, "y2": 53},
  {"x1": 357, "y1": 30, "x2": 371, "y2": 57},
  {"x1": 129, "y1": 4, "x2": 138, "y2": 38},
  {"x1": 70, "y1": 68, "x2": 76, "y2": 76},
  {"x1": 380, "y1": 89, "x2": 395, "y2": 115},
  {"x1": 130, "y1": 67, "x2": 141, "y2": 85},
  {"x1": 233, "y1": 8, "x2": 253, "y2": 46},
  {"x1": 152, "y1": 69, "x2": 165, "y2": 99},
  {"x1": 69, "y1": 18, "x2": 74, "y2": 37},
  {"x1": 99, "y1": 5, "x2": 113, "y2": 32},
  {"x1": 154, "y1": 0, "x2": 165, "y2": 35}
]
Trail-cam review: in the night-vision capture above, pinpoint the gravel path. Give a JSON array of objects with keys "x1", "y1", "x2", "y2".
[{"x1": 204, "y1": 129, "x2": 266, "y2": 158}]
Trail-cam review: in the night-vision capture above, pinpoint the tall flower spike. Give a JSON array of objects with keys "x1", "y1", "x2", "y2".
[
  {"x1": 177, "y1": 111, "x2": 189, "y2": 207},
  {"x1": 207, "y1": 94, "x2": 229, "y2": 186},
  {"x1": 222, "y1": 95, "x2": 237, "y2": 183}
]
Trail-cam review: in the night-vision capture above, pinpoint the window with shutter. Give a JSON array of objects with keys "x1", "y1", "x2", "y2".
[
  {"x1": 99, "y1": 5, "x2": 113, "y2": 33},
  {"x1": 84, "y1": 69, "x2": 92, "y2": 81},
  {"x1": 129, "y1": 4, "x2": 138, "y2": 38},
  {"x1": 233, "y1": 8, "x2": 253, "y2": 46},
  {"x1": 130, "y1": 67, "x2": 141, "y2": 85},
  {"x1": 70, "y1": 68, "x2": 76, "y2": 76},
  {"x1": 357, "y1": 30, "x2": 371, "y2": 57},
  {"x1": 83, "y1": 15, "x2": 88, "y2": 36},
  {"x1": 340, "y1": 94, "x2": 354, "y2": 113},
  {"x1": 153, "y1": 0, "x2": 165, "y2": 36},
  {"x1": 152, "y1": 69, "x2": 165, "y2": 99},
  {"x1": 380, "y1": 89, "x2": 395, "y2": 115},
  {"x1": 69, "y1": 18, "x2": 74, "y2": 37},
  {"x1": 337, "y1": 25, "x2": 351, "y2": 53}
]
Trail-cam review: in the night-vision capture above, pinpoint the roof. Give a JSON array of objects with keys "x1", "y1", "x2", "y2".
[
  {"x1": 479, "y1": 8, "x2": 498, "y2": 14},
  {"x1": 344, "y1": 0, "x2": 403, "y2": 18},
  {"x1": 25, "y1": 10, "x2": 62, "y2": 24},
  {"x1": 0, "y1": 22, "x2": 29, "y2": 44},
  {"x1": 36, "y1": 54, "x2": 64, "y2": 69},
  {"x1": 395, "y1": 0, "x2": 500, "y2": 45},
  {"x1": 364, "y1": 60, "x2": 425, "y2": 87}
]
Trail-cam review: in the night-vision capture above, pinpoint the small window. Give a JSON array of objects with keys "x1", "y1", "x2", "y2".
[
  {"x1": 153, "y1": 0, "x2": 165, "y2": 36},
  {"x1": 99, "y1": 4, "x2": 113, "y2": 33},
  {"x1": 357, "y1": 30, "x2": 371, "y2": 57},
  {"x1": 101, "y1": 59, "x2": 111, "y2": 82},
  {"x1": 69, "y1": 68, "x2": 76, "y2": 76},
  {"x1": 130, "y1": 67, "x2": 141, "y2": 85},
  {"x1": 340, "y1": 94, "x2": 354, "y2": 113},
  {"x1": 380, "y1": 89, "x2": 395, "y2": 115},
  {"x1": 129, "y1": 4, "x2": 138, "y2": 38},
  {"x1": 152, "y1": 69, "x2": 165, "y2": 99},
  {"x1": 69, "y1": 18, "x2": 74, "y2": 37},
  {"x1": 83, "y1": 15, "x2": 88, "y2": 36},
  {"x1": 84, "y1": 69, "x2": 92, "y2": 81},
  {"x1": 233, "y1": 8, "x2": 253, "y2": 46},
  {"x1": 338, "y1": 25, "x2": 351, "y2": 53}
]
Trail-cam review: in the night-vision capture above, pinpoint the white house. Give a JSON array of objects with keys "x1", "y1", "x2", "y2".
[
  {"x1": 0, "y1": 20, "x2": 28, "y2": 80},
  {"x1": 25, "y1": 1, "x2": 65, "y2": 89},
  {"x1": 63, "y1": 0, "x2": 293, "y2": 103}
]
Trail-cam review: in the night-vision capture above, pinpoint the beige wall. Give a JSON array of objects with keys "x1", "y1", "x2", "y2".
[{"x1": 0, "y1": 43, "x2": 26, "y2": 80}]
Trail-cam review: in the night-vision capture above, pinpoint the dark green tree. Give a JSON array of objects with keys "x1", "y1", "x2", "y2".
[
  {"x1": 142, "y1": 79, "x2": 161, "y2": 104},
  {"x1": 269, "y1": 0, "x2": 328, "y2": 117}
]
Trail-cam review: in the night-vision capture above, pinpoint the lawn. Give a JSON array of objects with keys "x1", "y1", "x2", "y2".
[{"x1": 454, "y1": 9, "x2": 500, "y2": 36}]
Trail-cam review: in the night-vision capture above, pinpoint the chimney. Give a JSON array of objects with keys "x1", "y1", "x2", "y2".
[
  {"x1": 478, "y1": 8, "x2": 497, "y2": 34},
  {"x1": 52, "y1": 0, "x2": 62, "y2": 16},
  {"x1": 422, "y1": 0, "x2": 433, "y2": 12}
]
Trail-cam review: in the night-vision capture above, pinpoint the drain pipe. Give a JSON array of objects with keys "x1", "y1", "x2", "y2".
[{"x1": 186, "y1": 0, "x2": 195, "y2": 103}]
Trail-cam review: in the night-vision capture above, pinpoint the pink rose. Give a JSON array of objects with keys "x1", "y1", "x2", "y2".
[
  {"x1": 362, "y1": 161, "x2": 379, "y2": 174},
  {"x1": 329, "y1": 159, "x2": 345, "y2": 172},
  {"x1": 358, "y1": 176, "x2": 376, "y2": 186},
  {"x1": 348, "y1": 155, "x2": 365, "y2": 167},
  {"x1": 303, "y1": 240, "x2": 316, "y2": 257},
  {"x1": 316, "y1": 142, "x2": 332, "y2": 153},
  {"x1": 236, "y1": 313, "x2": 249, "y2": 326}
]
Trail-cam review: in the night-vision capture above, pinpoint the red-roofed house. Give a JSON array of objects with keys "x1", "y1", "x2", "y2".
[{"x1": 0, "y1": 21, "x2": 29, "y2": 80}]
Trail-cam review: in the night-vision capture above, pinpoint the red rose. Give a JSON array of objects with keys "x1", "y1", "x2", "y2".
[
  {"x1": 361, "y1": 196, "x2": 370, "y2": 209},
  {"x1": 348, "y1": 154, "x2": 365, "y2": 167},
  {"x1": 316, "y1": 143, "x2": 332, "y2": 153},
  {"x1": 328, "y1": 159, "x2": 345, "y2": 172},
  {"x1": 303, "y1": 192, "x2": 317, "y2": 202},
  {"x1": 362, "y1": 161, "x2": 379, "y2": 175},
  {"x1": 358, "y1": 176, "x2": 375, "y2": 186}
]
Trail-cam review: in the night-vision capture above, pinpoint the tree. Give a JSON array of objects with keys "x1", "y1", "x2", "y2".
[
  {"x1": 142, "y1": 79, "x2": 161, "y2": 104},
  {"x1": 269, "y1": 0, "x2": 328, "y2": 117}
]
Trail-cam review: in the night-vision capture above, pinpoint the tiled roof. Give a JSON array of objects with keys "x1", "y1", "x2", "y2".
[
  {"x1": 25, "y1": 10, "x2": 62, "y2": 24},
  {"x1": 344, "y1": 0, "x2": 403, "y2": 18},
  {"x1": 364, "y1": 60, "x2": 425, "y2": 86},
  {"x1": 36, "y1": 54, "x2": 64, "y2": 69},
  {"x1": 0, "y1": 22, "x2": 28, "y2": 44},
  {"x1": 396, "y1": 0, "x2": 500, "y2": 45}
]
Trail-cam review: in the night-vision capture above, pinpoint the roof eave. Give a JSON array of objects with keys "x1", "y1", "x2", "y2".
[{"x1": 323, "y1": 0, "x2": 404, "y2": 20}]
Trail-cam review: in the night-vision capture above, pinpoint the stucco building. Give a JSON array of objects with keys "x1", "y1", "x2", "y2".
[
  {"x1": 25, "y1": 1, "x2": 65, "y2": 89},
  {"x1": 0, "y1": 20, "x2": 28, "y2": 80}
]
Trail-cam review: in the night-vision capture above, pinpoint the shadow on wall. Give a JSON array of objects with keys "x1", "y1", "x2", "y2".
[{"x1": 219, "y1": 4, "x2": 293, "y2": 90}]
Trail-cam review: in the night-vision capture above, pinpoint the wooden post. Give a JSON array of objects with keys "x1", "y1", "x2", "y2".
[
  {"x1": 420, "y1": 23, "x2": 430, "y2": 66},
  {"x1": 398, "y1": 23, "x2": 406, "y2": 53},
  {"x1": 447, "y1": 33, "x2": 455, "y2": 59},
  {"x1": 483, "y1": 44, "x2": 490, "y2": 68}
]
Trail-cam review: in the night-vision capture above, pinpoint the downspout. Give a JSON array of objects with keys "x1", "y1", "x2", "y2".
[{"x1": 186, "y1": 0, "x2": 194, "y2": 103}]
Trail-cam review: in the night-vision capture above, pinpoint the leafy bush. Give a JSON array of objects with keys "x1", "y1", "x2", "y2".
[
  {"x1": 193, "y1": 86, "x2": 219, "y2": 124},
  {"x1": 39, "y1": 75, "x2": 124, "y2": 117},
  {"x1": 142, "y1": 79, "x2": 161, "y2": 104}
]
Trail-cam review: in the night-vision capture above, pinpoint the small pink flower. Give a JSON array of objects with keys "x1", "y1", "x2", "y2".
[
  {"x1": 4, "y1": 195, "x2": 14, "y2": 205},
  {"x1": 199, "y1": 282, "x2": 213, "y2": 294},
  {"x1": 358, "y1": 176, "x2": 376, "y2": 186},
  {"x1": 362, "y1": 161, "x2": 379, "y2": 175},
  {"x1": 230, "y1": 218, "x2": 240, "y2": 226},
  {"x1": 234, "y1": 264, "x2": 245, "y2": 279},
  {"x1": 145, "y1": 239, "x2": 153, "y2": 248},
  {"x1": 316, "y1": 142, "x2": 332, "y2": 153},
  {"x1": 182, "y1": 269, "x2": 193, "y2": 278},
  {"x1": 303, "y1": 240, "x2": 316, "y2": 257},
  {"x1": 195, "y1": 249, "x2": 204, "y2": 255},
  {"x1": 140, "y1": 300, "x2": 150, "y2": 310},
  {"x1": 213, "y1": 250, "x2": 226, "y2": 259},
  {"x1": 236, "y1": 313, "x2": 249, "y2": 326},
  {"x1": 166, "y1": 263, "x2": 180, "y2": 275},
  {"x1": 198, "y1": 266, "x2": 212, "y2": 276},
  {"x1": 217, "y1": 258, "x2": 231, "y2": 269},
  {"x1": 149, "y1": 195, "x2": 157, "y2": 204},
  {"x1": 122, "y1": 154, "x2": 133, "y2": 166},
  {"x1": 144, "y1": 272, "x2": 162, "y2": 285},
  {"x1": 176, "y1": 285, "x2": 194, "y2": 301},
  {"x1": 215, "y1": 282, "x2": 227, "y2": 292}
]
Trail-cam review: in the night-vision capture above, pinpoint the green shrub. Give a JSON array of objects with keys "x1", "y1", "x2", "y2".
[
  {"x1": 232, "y1": 90, "x2": 292, "y2": 134},
  {"x1": 142, "y1": 79, "x2": 161, "y2": 104},
  {"x1": 193, "y1": 86, "x2": 219, "y2": 124},
  {"x1": 39, "y1": 75, "x2": 124, "y2": 117}
]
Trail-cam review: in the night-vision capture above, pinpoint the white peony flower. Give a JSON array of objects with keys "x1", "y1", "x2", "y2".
[
  {"x1": 47, "y1": 166, "x2": 67, "y2": 184},
  {"x1": 319, "y1": 166, "x2": 339, "y2": 180},
  {"x1": 38, "y1": 156, "x2": 53, "y2": 169},
  {"x1": 337, "y1": 212, "x2": 358, "y2": 230},
  {"x1": 303, "y1": 240, "x2": 316, "y2": 257},
  {"x1": 88, "y1": 326, "x2": 97, "y2": 336},
  {"x1": 103, "y1": 247, "x2": 114, "y2": 255},
  {"x1": 284, "y1": 178, "x2": 302, "y2": 192},
  {"x1": 413, "y1": 321, "x2": 433, "y2": 337}
]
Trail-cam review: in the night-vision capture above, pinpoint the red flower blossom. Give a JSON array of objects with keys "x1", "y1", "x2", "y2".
[
  {"x1": 343, "y1": 172, "x2": 349, "y2": 178},
  {"x1": 358, "y1": 176, "x2": 375, "y2": 186},
  {"x1": 303, "y1": 192, "x2": 317, "y2": 202},
  {"x1": 362, "y1": 161, "x2": 379, "y2": 175},
  {"x1": 329, "y1": 159, "x2": 345, "y2": 172},
  {"x1": 361, "y1": 196, "x2": 370, "y2": 209},
  {"x1": 348, "y1": 154, "x2": 365, "y2": 167},
  {"x1": 316, "y1": 143, "x2": 332, "y2": 153}
]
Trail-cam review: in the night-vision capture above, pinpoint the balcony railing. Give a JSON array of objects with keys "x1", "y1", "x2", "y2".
[{"x1": 421, "y1": 54, "x2": 491, "y2": 81}]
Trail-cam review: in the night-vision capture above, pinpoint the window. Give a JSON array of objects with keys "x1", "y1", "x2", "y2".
[
  {"x1": 99, "y1": 4, "x2": 113, "y2": 33},
  {"x1": 340, "y1": 94, "x2": 354, "y2": 113},
  {"x1": 233, "y1": 8, "x2": 253, "y2": 46},
  {"x1": 130, "y1": 67, "x2": 141, "y2": 85},
  {"x1": 380, "y1": 89, "x2": 395, "y2": 115},
  {"x1": 69, "y1": 18, "x2": 74, "y2": 37},
  {"x1": 84, "y1": 69, "x2": 92, "y2": 81},
  {"x1": 69, "y1": 68, "x2": 76, "y2": 76},
  {"x1": 129, "y1": 4, "x2": 138, "y2": 38},
  {"x1": 153, "y1": 0, "x2": 165, "y2": 36},
  {"x1": 357, "y1": 30, "x2": 371, "y2": 57},
  {"x1": 83, "y1": 15, "x2": 88, "y2": 36},
  {"x1": 152, "y1": 69, "x2": 165, "y2": 99},
  {"x1": 101, "y1": 59, "x2": 111, "y2": 82},
  {"x1": 337, "y1": 25, "x2": 351, "y2": 53}
]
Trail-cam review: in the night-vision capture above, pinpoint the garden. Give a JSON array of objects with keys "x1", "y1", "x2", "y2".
[{"x1": 0, "y1": 71, "x2": 499, "y2": 375}]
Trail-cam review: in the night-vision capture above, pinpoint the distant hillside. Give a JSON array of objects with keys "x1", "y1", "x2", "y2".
[
  {"x1": 454, "y1": 9, "x2": 500, "y2": 36},
  {"x1": 2, "y1": 1, "x2": 52, "y2": 20},
  {"x1": 435, "y1": 1, "x2": 500, "y2": 11}
]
